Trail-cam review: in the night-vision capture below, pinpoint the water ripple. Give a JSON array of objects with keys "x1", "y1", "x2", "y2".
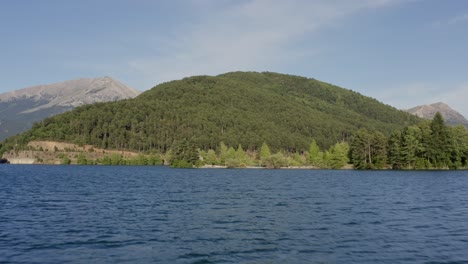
[{"x1": 1, "y1": 166, "x2": 468, "y2": 263}]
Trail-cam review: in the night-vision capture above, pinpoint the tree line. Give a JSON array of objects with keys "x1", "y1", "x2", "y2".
[
  {"x1": 170, "y1": 112, "x2": 468, "y2": 170},
  {"x1": 350, "y1": 112, "x2": 468, "y2": 169},
  {"x1": 169, "y1": 139, "x2": 350, "y2": 169}
]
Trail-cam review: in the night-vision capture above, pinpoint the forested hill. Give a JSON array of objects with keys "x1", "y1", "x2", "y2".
[{"x1": 1, "y1": 71, "x2": 420, "y2": 154}]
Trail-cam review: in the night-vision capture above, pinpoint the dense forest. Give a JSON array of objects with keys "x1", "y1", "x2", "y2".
[
  {"x1": 0, "y1": 71, "x2": 420, "y2": 157},
  {"x1": 2, "y1": 71, "x2": 466, "y2": 169},
  {"x1": 350, "y1": 112, "x2": 468, "y2": 169},
  {"x1": 162, "y1": 112, "x2": 467, "y2": 169}
]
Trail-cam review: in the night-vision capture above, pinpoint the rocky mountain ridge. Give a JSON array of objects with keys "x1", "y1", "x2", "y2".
[
  {"x1": 0, "y1": 76, "x2": 140, "y2": 112},
  {"x1": 0, "y1": 77, "x2": 141, "y2": 140},
  {"x1": 406, "y1": 102, "x2": 468, "y2": 127}
]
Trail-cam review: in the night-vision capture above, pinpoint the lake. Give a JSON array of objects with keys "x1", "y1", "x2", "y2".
[{"x1": 0, "y1": 166, "x2": 467, "y2": 263}]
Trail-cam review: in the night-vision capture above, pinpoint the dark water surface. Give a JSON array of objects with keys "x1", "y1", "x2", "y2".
[{"x1": 1, "y1": 166, "x2": 468, "y2": 263}]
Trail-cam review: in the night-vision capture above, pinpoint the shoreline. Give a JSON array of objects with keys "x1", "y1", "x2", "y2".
[{"x1": 3, "y1": 163, "x2": 466, "y2": 170}]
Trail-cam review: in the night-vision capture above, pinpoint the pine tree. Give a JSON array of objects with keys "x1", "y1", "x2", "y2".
[
  {"x1": 388, "y1": 131, "x2": 402, "y2": 169},
  {"x1": 293, "y1": 151, "x2": 305, "y2": 166},
  {"x1": 328, "y1": 142, "x2": 350, "y2": 169},
  {"x1": 370, "y1": 130, "x2": 387, "y2": 169},
  {"x1": 450, "y1": 125, "x2": 468, "y2": 168},
  {"x1": 235, "y1": 144, "x2": 247, "y2": 167},
  {"x1": 170, "y1": 139, "x2": 199, "y2": 168},
  {"x1": 309, "y1": 139, "x2": 324, "y2": 167},
  {"x1": 400, "y1": 126, "x2": 421, "y2": 169},
  {"x1": 224, "y1": 146, "x2": 238, "y2": 168},
  {"x1": 350, "y1": 129, "x2": 372, "y2": 169},
  {"x1": 219, "y1": 142, "x2": 228, "y2": 166},
  {"x1": 429, "y1": 112, "x2": 451, "y2": 168},
  {"x1": 205, "y1": 149, "x2": 218, "y2": 165},
  {"x1": 350, "y1": 129, "x2": 387, "y2": 169},
  {"x1": 259, "y1": 142, "x2": 271, "y2": 166}
]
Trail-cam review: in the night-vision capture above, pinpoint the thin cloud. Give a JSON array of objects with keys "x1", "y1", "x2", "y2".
[
  {"x1": 128, "y1": 0, "x2": 409, "y2": 88},
  {"x1": 434, "y1": 13, "x2": 468, "y2": 27},
  {"x1": 448, "y1": 13, "x2": 468, "y2": 25}
]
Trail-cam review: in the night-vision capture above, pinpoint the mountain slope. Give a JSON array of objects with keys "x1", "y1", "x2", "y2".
[
  {"x1": 0, "y1": 77, "x2": 140, "y2": 140},
  {"x1": 406, "y1": 102, "x2": 468, "y2": 127},
  {"x1": 1, "y1": 71, "x2": 421, "y2": 153}
]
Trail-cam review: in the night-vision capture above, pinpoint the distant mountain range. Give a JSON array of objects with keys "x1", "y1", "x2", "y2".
[
  {"x1": 406, "y1": 102, "x2": 468, "y2": 127},
  {"x1": 0, "y1": 71, "x2": 421, "y2": 152},
  {"x1": 0, "y1": 77, "x2": 140, "y2": 140}
]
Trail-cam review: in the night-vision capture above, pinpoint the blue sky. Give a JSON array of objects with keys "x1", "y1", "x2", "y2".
[{"x1": 1, "y1": 0, "x2": 467, "y2": 116}]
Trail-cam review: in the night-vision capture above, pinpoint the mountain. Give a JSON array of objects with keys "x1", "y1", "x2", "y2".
[
  {"x1": 0, "y1": 71, "x2": 421, "y2": 154},
  {"x1": 0, "y1": 77, "x2": 141, "y2": 140},
  {"x1": 406, "y1": 102, "x2": 468, "y2": 127}
]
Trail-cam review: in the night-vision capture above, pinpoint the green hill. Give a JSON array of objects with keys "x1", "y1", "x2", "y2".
[{"x1": 1, "y1": 71, "x2": 420, "y2": 154}]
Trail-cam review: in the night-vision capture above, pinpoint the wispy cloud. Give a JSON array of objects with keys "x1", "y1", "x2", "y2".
[
  {"x1": 433, "y1": 12, "x2": 468, "y2": 27},
  {"x1": 448, "y1": 13, "x2": 468, "y2": 25},
  {"x1": 127, "y1": 0, "x2": 409, "y2": 88}
]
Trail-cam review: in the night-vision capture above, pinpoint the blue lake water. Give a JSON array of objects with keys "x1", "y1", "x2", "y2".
[{"x1": 1, "y1": 165, "x2": 468, "y2": 263}]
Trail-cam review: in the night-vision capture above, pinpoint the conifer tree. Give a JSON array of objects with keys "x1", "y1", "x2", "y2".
[
  {"x1": 328, "y1": 142, "x2": 350, "y2": 169},
  {"x1": 388, "y1": 131, "x2": 402, "y2": 169},
  {"x1": 170, "y1": 139, "x2": 199, "y2": 168},
  {"x1": 350, "y1": 129, "x2": 372, "y2": 169},
  {"x1": 219, "y1": 142, "x2": 228, "y2": 165},
  {"x1": 350, "y1": 129, "x2": 387, "y2": 169},
  {"x1": 259, "y1": 142, "x2": 271, "y2": 166},
  {"x1": 429, "y1": 112, "x2": 451, "y2": 168},
  {"x1": 309, "y1": 139, "x2": 324, "y2": 167},
  {"x1": 400, "y1": 126, "x2": 421, "y2": 169},
  {"x1": 205, "y1": 149, "x2": 218, "y2": 165}
]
